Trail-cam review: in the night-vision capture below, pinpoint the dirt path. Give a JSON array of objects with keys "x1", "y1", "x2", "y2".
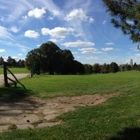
[
  {"x1": 0, "y1": 73, "x2": 29, "y2": 86},
  {"x1": 0, "y1": 92, "x2": 120, "y2": 132}
]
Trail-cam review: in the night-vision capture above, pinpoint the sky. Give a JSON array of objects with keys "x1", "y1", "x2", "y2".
[{"x1": 0, "y1": 0, "x2": 140, "y2": 65}]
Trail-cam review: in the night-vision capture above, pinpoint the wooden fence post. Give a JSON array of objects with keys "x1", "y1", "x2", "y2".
[{"x1": 3, "y1": 62, "x2": 9, "y2": 87}]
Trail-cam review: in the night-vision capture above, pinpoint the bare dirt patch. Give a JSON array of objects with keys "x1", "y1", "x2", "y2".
[{"x1": 0, "y1": 92, "x2": 120, "y2": 132}]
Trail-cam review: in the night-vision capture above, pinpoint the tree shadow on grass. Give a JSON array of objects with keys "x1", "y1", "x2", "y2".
[
  {"x1": 109, "y1": 127, "x2": 140, "y2": 140},
  {"x1": 0, "y1": 86, "x2": 33, "y2": 100}
]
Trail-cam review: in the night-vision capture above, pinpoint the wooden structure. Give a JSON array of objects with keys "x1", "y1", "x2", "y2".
[{"x1": 3, "y1": 62, "x2": 26, "y2": 89}]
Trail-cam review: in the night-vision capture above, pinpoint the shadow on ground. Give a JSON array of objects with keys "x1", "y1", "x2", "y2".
[
  {"x1": 0, "y1": 86, "x2": 33, "y2": 100},
  {"x1": 109, "y1": 127, "x2": 140, "y2": 140}
]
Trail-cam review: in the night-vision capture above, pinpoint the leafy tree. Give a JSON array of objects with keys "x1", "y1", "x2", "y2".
[
  {"x1": 72, "y1": 60, "x2": 85, "y2": 74},
  {"x1": 102, "y1": 0, "x2": 140, "y2": 42},
  {"x1": 83, "y1": 64, "x2": 92, "y2": 74},
  {"x1": 92, "y1": 63, "x2": 101, "y2": 73},
  {"x1": 125, "y1": 64, "x2": 132, "y2": 70},
  {"x1": 133, "y1": 62, "x2": 138, "y2": 70},
  {"x1": 109, "y1": 62, "x2": 119, "y2": 73},
  {"x1": 0, "y1": 57, "x2": 4, "y2": 65},
  {"x1": 7, "y1": 56, "x2": 17, "y2": 66},
  {"x1": 60, "y1": 49, "x2": 74, "y2": 74},
  {"x1": 39, "y1": 41, "x2": 61, "y2": 74},
  {"x1": 101, "y1": 63, "x2": 110, "y2": 73},
  {"x1": 25, "y1": 41, "x2": 84, "y2": 75}
]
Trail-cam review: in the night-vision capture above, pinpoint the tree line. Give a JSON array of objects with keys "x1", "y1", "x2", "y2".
[
  {"x1": 1, "y1": 41, "x2": 140, "y2": 75},
  {"x1": 25, "y1": 41, "x2": 85, "y2": 75},
  {"x1": 84, "y1": 62, "x2": 140, "y2": 74},
  {"x1": 0, "y1": 56, "x2": 25, "y2": 67}
]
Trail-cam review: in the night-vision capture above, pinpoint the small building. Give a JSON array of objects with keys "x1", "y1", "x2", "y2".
[{"x1": 130, "y1": 59, "x2": 133, "y2": 67}]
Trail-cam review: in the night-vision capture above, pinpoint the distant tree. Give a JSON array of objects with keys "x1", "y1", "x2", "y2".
[
  {"x1": 40, "y1": 41, "x2": 62, "y2": 74},
  {"x1": 92, "y1": 63, "x2": 101, "y2": 73},
  {"x1": 60, "y1": 49, "x2": 74, "y2": 74},
  {"x1": 7, "y1": 56, "x2": 16, "y2": 66},
  {"x1": 102, "y1": 0, "x2": 140, "y2": 42},
  {"x1": 72, "y1": 60, "x2": 85, "y2": 74},
  {"x1": 109, "y1": 62, "x2": 119, "y2": 73},
  {"x1": 83, "y1": 64, "x2": 92, "y2": 74},
  {"x1": 101, "y1": 63, "x2": 110, "y2": 73},
  {"x1": 137, "y1": 64, "x2": 140, "y2": 70},
  {"x1": 25, "y1": 41, "x2": 84, "y2": 75},
  {"x1": 25, "y1": 48, "x2": 41, "y2": 74},
  {"x1": 125, "y1": 64, "x2": 132, "y2": 71},
  {"x1": 0, "y1": 57, "x2": 4, "y2": 65},
  {"x1": 133, "y1": 62, "x2": 138, "y2": 70}
]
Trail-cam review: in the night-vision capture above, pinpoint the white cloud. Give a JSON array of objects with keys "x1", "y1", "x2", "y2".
[
  {"x1": 62, "y1": 40, "x2": 95, "y2": 47},
  {"x1": 28, "y1": 7, "x2": 46, "y2": 18},
  {"x1": 72, "y1": 52, "x2": 78, "y2": 54},
  {"x1": 86, "y1": 56, "x2": 99, "y2": 60},
  {"x1": 0, "y1": 49, "x2": 6, "y2": 53},
  {"x1": 49, "y1": 38, "x2": 57, "y2": 43},
  {"x1": 24, "y1": 30, "x2": 40, "y2": 38},
  {"x1": 101, "y1": 48, "x2": 114, "y2": 51},
  {"x1": 105, "y1": 42, "x2": 114, "y2": 45},
  {"x1": 0, "y1": 26, "x2": 15, "y2": 41},
  {"x1": 10, "y1": 26, "x2": 20, "y2": 33},
  {"x1": 79, "y1": 48, "x2": 101, "y2": 54},
  {"x1": 89, "y1": 17, "x2": 94, "y2": 23},
  {"x1": 41, "y1": 27, "x2": 75, "y2": 39},
  {"x1": 18, "y1": 53, "x2": 22, "y2": 56},
  {"x1": 65, "y1": 8, "x2": 88, "y2": 21},
  {"x1": 102, "y1": 20, "x2": 106, "y2": 24}
]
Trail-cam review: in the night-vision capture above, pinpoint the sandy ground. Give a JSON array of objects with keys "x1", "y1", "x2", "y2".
[
  {"x1": 0, "y1": 92, "x2": 120, "y2": 132},
  {"x1": 0, "y1": 73, "x2": 29, "y2": 86},
  {"x1": 0, "y1": 73, "x2": 120, "y2": 132}
]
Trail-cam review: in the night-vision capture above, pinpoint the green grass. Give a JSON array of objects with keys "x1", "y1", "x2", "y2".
[
  {"x1": 0, "y1": 67, "x2": 29, "y2": 74},
  {"x1": 16, "y1": 70, "x2": 140, "y2": 98},
  {"x1": 0, "y1": 71, "x2": 140, "y2": 139}
]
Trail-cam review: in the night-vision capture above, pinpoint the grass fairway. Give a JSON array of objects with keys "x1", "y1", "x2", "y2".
[
  {"x1": 0, "y1": 71, "x2": 140, "y2": 139},
  {"x1": 0, "y1": 67, "x2": 29, "y2": 74},
  {"x1": 17, "y1": 70, "x2": 140, "y2": 98}
]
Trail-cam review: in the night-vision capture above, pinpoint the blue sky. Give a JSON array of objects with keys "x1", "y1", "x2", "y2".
[{"x1": 0, "y1": 0, "x2": 139, "y2": 65}]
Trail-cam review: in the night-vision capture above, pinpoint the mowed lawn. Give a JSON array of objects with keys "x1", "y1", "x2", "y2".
[
  {"x1": 0, "y1": 71, "x2": 140, "y2": 139},
  {"x1": 0, "y1": 67, "x2": 29, "y2": 74},
  {"x1": 18, "y1": 70, "x2": 140, "y2": 98}
]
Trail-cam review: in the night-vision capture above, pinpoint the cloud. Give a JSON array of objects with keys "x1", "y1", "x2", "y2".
[
  {"x1": 62, "y1": 40, "x2": 95, "y2": 47},
  {"x1": 0, "y1": 49, "x2": 6, "y2": 53},
  {"x1": 89, "y1": 17, "x2": 94, "y2": 23},
  {"x1": 105, "y1": 42, "x2": 114, "y2": 45},
  {"x1": 101, "y1": 47, "x2": 120, "y2": 52},
  {"x1": 64, "y1": 8, "x2": 93, "y2": 23},
  {"x1": 10, "y1": 26, "x2": 20, "y2": 33},
  {"x1": 49, "y1": 38, "x2": 57, "y2": 43},
  {"x1": 101, "y1": 48, "x2": 114, "y2": 51},
  {"x1": 0, "y1": 26, "x2": 15, "y2": 41},
  {"x1": 65, "y1": 8, "x2": 88, "y2": 21},
  {"x1": 102, "y1": 20, "x2": 106, "y2": 24},
  {"x1": 79, "y1": 48, "x2": 102, "y2": 54},
  {"x1": 72, "y1": 52, "x2": 78, "y2": 54},
  {"x1": 18, "y1": 53, "x2": 23, "y2": 56},
  {"x1": 41, "y1": 27, "x2": 75, "y2": 39},
  {"x1": 28, "y1": 7, "x2": 46, "y2": 18},
  {"x1": 86, "y1": 56, "x2": 99, "y2": 60},
  {"x1": 24, "y1": 30, "x2": 40, "y2": 38}
]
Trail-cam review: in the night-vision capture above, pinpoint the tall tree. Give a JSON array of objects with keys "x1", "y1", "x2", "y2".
[
  {"x1": 0, "y1": 57, "x2": 4, "y2": 65},
  {"x1": 101, "y1": 63, "x2": 110, "y2": 73},
  {"x1": 60, "y1": 49, "x2": 74, "y2": 74},
  {"x1": 92, "y1": 63, "x2": 101, "y2": 73},
  {"x1": 39, "y1": 41, "x2": 61, "y2": 74},
  {"x1": 102, "y1": 0, "x2": 140, "y2": 42},
  {"x1": 109, "y1": 62, "x2": 119, "y2": 73},
  {"x1": 25, "y1": 41, "x2": 84, "y2": 75}
]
